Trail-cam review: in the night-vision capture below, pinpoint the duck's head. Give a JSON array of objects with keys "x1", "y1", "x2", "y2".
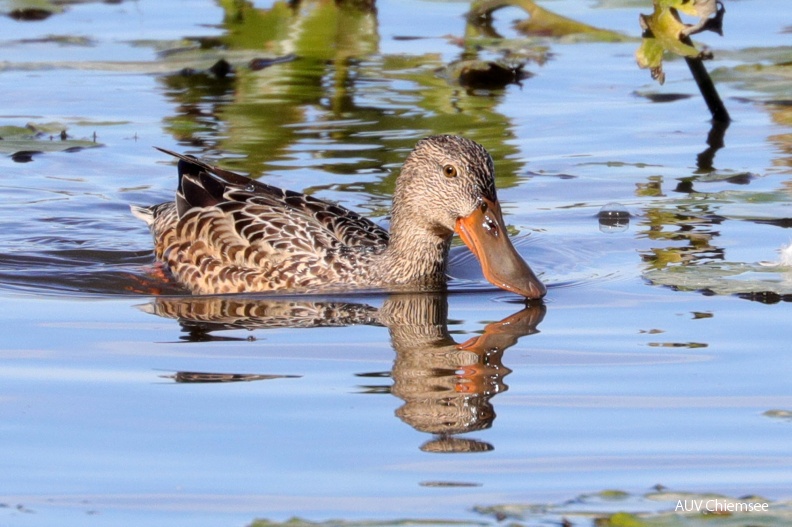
[{"x1": 394, "y1": 135, "x2": 546, "y2": 300}]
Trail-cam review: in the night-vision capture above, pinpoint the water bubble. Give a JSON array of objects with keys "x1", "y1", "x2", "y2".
[{"x1": 598, "y1": 202, "x2": 630, "y2": 233}]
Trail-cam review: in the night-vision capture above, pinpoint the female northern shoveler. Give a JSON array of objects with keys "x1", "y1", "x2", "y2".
[{"x1": 132, "y1": 135, "x2": 546, "y2": 299}]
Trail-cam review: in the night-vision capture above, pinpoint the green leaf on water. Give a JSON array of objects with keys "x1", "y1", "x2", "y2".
[
  {"x1": 636, "y1": 0, "x2": 724, "y2": 84},
  {"x1": 599, "y1": 489, "x2": 632, "y2": 500},
  {"x1": 637, "y1": 4, "x2": 700, "y2": 84},
  {"x1": 635, "y1": 31, "x2": 666, "y2": 83},
  {"x1": 654, "y1": 0, "x2": 717, "y2": 20},
  {"x1": 713, "y1": 55, "x2": 792, "y2": 100}
]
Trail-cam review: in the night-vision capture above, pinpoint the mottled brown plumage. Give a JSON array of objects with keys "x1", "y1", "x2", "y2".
[{"x1": 132, "y1": 135, "x2": 545, "y2": 298}]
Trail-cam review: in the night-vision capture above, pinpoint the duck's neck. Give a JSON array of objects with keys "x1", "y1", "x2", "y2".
[{"x1": 379, "y1": 214, "x2": 453, "y2": 289}]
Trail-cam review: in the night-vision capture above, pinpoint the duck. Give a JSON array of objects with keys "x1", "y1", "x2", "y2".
[{"x1": 131, "y1": 135, "x2": 546, "y2": 299}]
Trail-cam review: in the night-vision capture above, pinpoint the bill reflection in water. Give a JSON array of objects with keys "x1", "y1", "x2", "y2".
[{"x1": 142, "y1": 293, "x2": 545, "y2": 451}]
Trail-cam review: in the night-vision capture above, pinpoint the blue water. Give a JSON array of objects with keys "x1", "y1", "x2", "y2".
[{"x1": 0, "y1": 0, "x2": 791, "y2": 525}]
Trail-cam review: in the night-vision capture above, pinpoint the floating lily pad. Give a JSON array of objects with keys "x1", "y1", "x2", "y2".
[
  {"x1": 0, "y1": 122, "x2": 102, "y2": 160},
  {"x1": 0, "y1": 36, "x2": 294, "y2": 76},
  {"x1": 645, "y1": 261, "x2": 792, "y2": 297},
  {"x1": 713, "y1": 57, "x2": 792, "y2": 101}
]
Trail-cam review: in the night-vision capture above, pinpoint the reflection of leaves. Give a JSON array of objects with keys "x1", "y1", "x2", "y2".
[
  {"x1": 469, "y1": 0, "x2": 627, "y2": 42},
  {"x1": 155, "y1": 0, "x2": 528, "y2": 196},
  {"x1": 639, "y1": 205, "x2": 724, "y2": 270},
  {"x1": 0, "y1": 123, "x2": 101, "y2": 160}
]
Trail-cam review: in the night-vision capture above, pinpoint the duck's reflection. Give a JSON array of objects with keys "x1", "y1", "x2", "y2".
[
  {"x1": 140, "y1": 296, "x2": 380, "y2": 340},
  {"x1": 379, "y1": 295, "x2": 544, "y2": 453},
  {"x1": 142, "y1": 293, "x2": 545, "y2": 452}
]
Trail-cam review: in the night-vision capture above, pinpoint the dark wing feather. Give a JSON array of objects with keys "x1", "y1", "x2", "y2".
[
  {"x1": 178, "y1": 172, "x2": 224, "y2": 215},
  {"x1": 155, "y1": 147, "x2": 389, "y2": 249}
]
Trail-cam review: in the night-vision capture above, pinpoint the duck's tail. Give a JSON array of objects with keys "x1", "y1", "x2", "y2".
[{"x1": 130, "y1": 204, "x2": 155, "y2": 226}]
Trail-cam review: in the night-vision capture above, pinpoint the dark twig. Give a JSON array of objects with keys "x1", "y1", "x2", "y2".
[
  {"x1": 696, "y1": 118, "x2": 730, "y2": 171},
  {"x1": 682, "y1": 37, "x2": 730, "y2": 123},
  {"x1": 681, "y1": 1, "x2": 729, "y2": 123}
]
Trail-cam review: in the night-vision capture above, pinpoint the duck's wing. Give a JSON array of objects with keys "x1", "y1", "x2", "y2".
[{"x1": 155, "y1": 148, "x2": 390, "y2": 250}]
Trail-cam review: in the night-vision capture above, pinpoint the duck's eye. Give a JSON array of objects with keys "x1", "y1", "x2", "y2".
[{"x1": 443, "y1": 164, "x2": 458, "y2": 178}]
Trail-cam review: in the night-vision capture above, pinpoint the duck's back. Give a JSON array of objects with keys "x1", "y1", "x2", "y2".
[{"x1": 133, "y1": 151, "x2": 389, "y2": 294}]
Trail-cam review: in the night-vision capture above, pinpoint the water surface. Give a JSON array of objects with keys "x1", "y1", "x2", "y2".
[{"x1": 0, "y1": 0, "x2": 791, "y2": 525}]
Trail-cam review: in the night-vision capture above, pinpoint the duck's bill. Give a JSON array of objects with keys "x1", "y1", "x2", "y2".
[{"x1": 455, "y1": 198, "x2": 546, "y2": 300}]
